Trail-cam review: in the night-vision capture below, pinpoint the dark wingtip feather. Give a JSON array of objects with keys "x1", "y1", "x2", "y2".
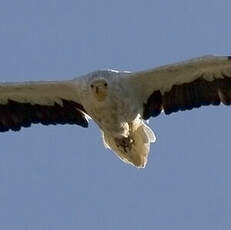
[
  {"x1": 0, "y1": 99, "x2": 88, "y2": 132},
  {"x1": 143, "y1": 75, "x2": 231, "y2": 118},
  {"x1": 143, "y1": 90, "x2": 162, "y2": 120}
]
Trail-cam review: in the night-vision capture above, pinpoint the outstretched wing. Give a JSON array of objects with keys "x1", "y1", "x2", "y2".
[
  {"x1": 121, "y1": 55, "x2": 231, "y2": 119},
  {"x1": 0, "y1": 79, "x2": 88, "y2": 132}
]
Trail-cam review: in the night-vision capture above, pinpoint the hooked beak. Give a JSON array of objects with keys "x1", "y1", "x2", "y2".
[{"x1": 96, "y1": 86, "x2": 99, "y2": 94}]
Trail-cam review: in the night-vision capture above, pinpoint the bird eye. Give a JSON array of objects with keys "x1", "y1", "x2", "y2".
[
  {"x1": 90, "y1": 84, "x2": 94, "y2": 88},
  {"x1": 104, "y1": 83, "x2": 108, "y2": 87}
]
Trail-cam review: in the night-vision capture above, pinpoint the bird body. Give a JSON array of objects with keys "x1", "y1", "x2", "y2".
[
  {"x1": 77, "y1": 70, "x2": 155, "y2": 167},
  {"x1": 0, "y1": 55, "x2": 231, "y2": 167}
]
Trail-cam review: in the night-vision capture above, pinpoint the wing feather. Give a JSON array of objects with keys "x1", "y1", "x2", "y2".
[
  {"x1": 121, "y1": 55, "x2": 231, "y2": 119},
  {"x1": 0, "y1": 79, "x2": 88, "y2": 132}
]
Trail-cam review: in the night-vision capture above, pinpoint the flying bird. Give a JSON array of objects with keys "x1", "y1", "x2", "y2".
[{"x1": 1, "y1": 55, "x2": 231, "y2": 167}]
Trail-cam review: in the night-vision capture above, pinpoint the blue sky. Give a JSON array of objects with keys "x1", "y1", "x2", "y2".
[{"x1": 0, "y1": 0, "x2": 231, "y2": 229}]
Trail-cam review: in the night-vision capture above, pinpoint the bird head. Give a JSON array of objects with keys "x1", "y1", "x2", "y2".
[{"x1": 90, "y1": 79, "x2": 108, "y2": 102}]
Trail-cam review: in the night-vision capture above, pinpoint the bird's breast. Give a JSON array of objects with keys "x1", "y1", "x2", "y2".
[{"x1": 85, "y1": 93, "x2": 132, "y2": 136}]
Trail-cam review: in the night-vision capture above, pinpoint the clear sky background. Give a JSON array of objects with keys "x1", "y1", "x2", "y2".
[{"x1": 0, "y1": 0, "x2": 231, "y2": 229}]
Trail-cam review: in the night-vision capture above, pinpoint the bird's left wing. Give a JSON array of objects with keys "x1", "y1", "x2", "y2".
[
  {"x1": 0, "y1": 79, "x2": 88, "y2": 132},
  {"x1": 120, "y1": 55, "x2": 231, "y2": 119}
]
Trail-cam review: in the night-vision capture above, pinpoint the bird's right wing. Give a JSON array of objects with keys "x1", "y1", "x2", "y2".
[{"x1": 0, "y1": 78, "x2": 89, "y2": 132}]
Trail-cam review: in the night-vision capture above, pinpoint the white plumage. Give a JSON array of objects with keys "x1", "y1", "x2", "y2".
[{"x1": 0, "y1": 55, "x2": 231, "y2": 167}]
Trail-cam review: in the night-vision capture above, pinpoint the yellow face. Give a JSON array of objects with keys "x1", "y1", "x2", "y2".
[{"x1": 90, "y1": 79, "x2": 108, "y2": 102}]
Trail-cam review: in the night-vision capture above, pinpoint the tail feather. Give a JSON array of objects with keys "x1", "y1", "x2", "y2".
[{"x1": 102, "y1": 123, "x2": 156, "y2": 168}]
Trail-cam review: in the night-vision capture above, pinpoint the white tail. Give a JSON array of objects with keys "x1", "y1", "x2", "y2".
[{"x1": 102, "y1": 123, "x2": 156, "y2": 168}]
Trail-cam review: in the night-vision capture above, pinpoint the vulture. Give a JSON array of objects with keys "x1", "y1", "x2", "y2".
[{"x1": 0, "y1": 55, "x2": 231, "y2": 167}]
